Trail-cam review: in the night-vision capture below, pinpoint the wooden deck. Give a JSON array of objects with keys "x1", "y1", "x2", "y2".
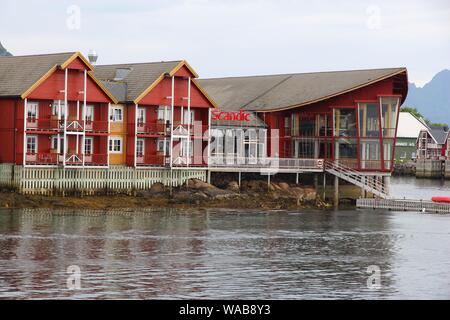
[{"x1": 357, "y1": 198, "x2": 450, "y2": 214}]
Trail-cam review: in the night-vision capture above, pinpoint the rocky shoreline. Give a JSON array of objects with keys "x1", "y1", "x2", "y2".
[{"x1": 0, "y1": 179, "x2": 332, "y2": 211}]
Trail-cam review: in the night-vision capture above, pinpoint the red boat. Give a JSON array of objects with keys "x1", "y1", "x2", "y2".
[{"x1": 432, "y1": 197, "x2": 450, "y2": 204}]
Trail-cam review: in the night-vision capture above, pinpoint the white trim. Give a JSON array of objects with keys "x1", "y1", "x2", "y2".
[
  {"x1": 23, "y1": 99, "x2": 28, "y2": 166},
  {"x1": 108, "y1": 136, "x2": 123, "y2": 154},
  {"x1": 110, "y1": 104, "x2": 124, "y2": 122},
  {"x1": 63, "y1": 68, "x2": 68, "y2": 167},
  {"x1": 134, "y1": 104, "x2": 138, "y2": 167},
  {"x1": 26, "y1": 135, "x2": 38, "y2": 155},
  {"x1": 84, "y1": 136, "x2": 94, "y2": 155},
  {"x1": 136, "y1": 138, "x2": 145, "y2": 157},
  {"x1": 170, "y1": 76, "x2": 175, "y2": 167}
]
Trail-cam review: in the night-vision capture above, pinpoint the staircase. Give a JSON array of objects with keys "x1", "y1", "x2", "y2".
[{"x1": 324, "y1": 160, "x2": 390, "y2": 199}]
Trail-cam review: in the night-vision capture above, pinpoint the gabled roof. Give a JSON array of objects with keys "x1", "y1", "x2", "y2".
[
  {"x1": 397, "y1": 112, "x2": 429, "y2": 139},
  {"x1": 94, "y1": 61, "x2": 182, "y2": 103},
  {"x1": 0, "y1": 52, "x2": 74, "y2": 97},
  {"x1": 429, "y1": 126, "x2": 450, "y2": 145},
  {"x1": 0, "y1": 52, "x2": 118, "y2": 103},
  {"x1": 199, "y1": 67, "x2": 407, "y2": 112}
]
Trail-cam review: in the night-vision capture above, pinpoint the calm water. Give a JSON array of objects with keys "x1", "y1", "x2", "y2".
[{"x1": 0, "y1": 177, "x2": 449, "y2": 300}]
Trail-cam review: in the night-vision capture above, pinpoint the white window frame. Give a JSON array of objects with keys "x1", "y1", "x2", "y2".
[
  {"x1": 157, "y1": 138, "x2": 170, "y2": 156},
  {"x1": 84, "y1": 137, "x2": 94, "y2": 155},
  {"x1": 157, "y1": 106, "x2": 171, "y2": 122},
  {"x1": 136, "y1": 138, "x2": 145, "y2": 157},
  {"x1": 26, "y1": 135, "x2": 38, "y2": 154},
  {"x1": 183, "y1": 109, "x2": 195, "y2": 125},
  {"x1": 137, "y1": 107, "x2": 146, "y2": 125},
  {"x1": 27, "y1": 102, "x2": 39, "y2": 119},
  {"x1": 85, "y1": 105, "x2": 94, "y2": 122},
  {"x1": 109, "y1": 136, "x2": 123, "y2": 154},
  {"x1": 52, "y1": 100, "x2": 66, "y2": 118},
  {"x1": 110, "y1": 105, "x2": 124, "y2": 122}
]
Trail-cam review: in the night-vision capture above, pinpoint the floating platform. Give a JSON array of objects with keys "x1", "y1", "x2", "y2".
[{"x1": 356, "y1": 198, "x2": 450, "y2": 214}]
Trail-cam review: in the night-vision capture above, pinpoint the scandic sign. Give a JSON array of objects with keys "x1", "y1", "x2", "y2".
[{"x1": 212, "y1": 110, "x2": 251, "y2": 122}]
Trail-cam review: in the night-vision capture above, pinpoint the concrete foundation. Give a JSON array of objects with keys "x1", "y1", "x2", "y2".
[
  {"x1": 416, "y1": 160, "x2": 445, "y2": 178},
  {"x1": 446, "y1": 161, "x2": 450, "y2": 179}
]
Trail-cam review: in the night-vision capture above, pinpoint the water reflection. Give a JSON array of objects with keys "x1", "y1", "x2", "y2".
[{"x1": 0, "y1": 207, "x2": 449, "y2": 299}]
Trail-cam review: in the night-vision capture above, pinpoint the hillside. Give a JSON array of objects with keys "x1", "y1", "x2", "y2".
[{"x1": 405, "y1": 70, "x2": 450, "y2": 125}]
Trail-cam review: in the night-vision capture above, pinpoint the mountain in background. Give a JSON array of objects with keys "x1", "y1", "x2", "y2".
[
  {"x1": 0, "y1": 42, "x2": 12, "y2": 56},
  {"x1": 404, "y1": 69, "x2": 450, "y2": 126}
]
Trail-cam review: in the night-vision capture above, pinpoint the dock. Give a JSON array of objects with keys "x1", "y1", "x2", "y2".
[{"x1": 357, "y1": 198, "x2": 450, "y2": 214}]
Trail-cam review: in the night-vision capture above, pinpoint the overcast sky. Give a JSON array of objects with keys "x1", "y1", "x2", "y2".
[{"x1": 1, "y1": 0, "x2": 449, "y2": 86}]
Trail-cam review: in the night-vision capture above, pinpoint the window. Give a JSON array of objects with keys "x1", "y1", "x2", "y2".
[
  {"x1": 334, "y1": 108, "x2": 357, "y2": 137},
  {"x1": 136, "y1": 139, "x2": 145, "y2": 157},
  {"x1": 183, "y1": 109, "x2": 195, "y2": 125},
  {"x1": 358, "y1": 103, "x2": 380, "y2": 138},
  {"x1": 85, "y1": 105, "x2": 94, "y2": 122},
  {"x1": 110, "y1": 106, "x2": 123, "y2": 122},
  {"x1": 27, "y1": 102, "x2": 39, "y2": 119},
  {"x1": 26, "y1": 136, "x2": 37, "y2": 154},
  {"x1": 380, "y1": 97, "x2": 400, "y2": 138},
  {"x1": 52, "y1": 100, "x2": 66, "y2": 118},
  {"x1": 181, "y1": 140, "x2": 193, "y2": 157},
  {"x1": 157, "y1": 106, "x2": 171, "y2": 122},
  {"x1": 51, "y1": 136, "x2": 64, "y2": 152},
  {"x1": 109, "y1": 137, "x2": 122, "y2": 153},
  {"x1": 84, "y1": 137, "x2": 94, "y2": 155},
  {"x1": 137, "y1": 108, "x2": 146, "y2": 125},
  {"x1": 157, "y1": 138, "x2": 170, "y2": 156}
]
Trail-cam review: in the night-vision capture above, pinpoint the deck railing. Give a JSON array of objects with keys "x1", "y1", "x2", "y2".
[{"x1": 209, "y1": 156, "x2": 324, "y2": 171}]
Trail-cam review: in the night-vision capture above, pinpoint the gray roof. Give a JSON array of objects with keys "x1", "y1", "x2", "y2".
[
  {"x1": 94, "y1": 61, "x2": 181, "y2": 102},
  {"x1": 429, "y1": 126, "x2": 450, "y2": 144},
  {"x1": 0, "y1": 52, "x2": 75, "y2": 97},
  {"x1": 101, "y1": 81, "x2": 127, "y2": 102},
  {"x1": 199, "y1": 68, "x2": 407, "y2": 112}
]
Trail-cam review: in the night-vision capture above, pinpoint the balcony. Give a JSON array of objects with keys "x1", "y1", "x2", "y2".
[
  {"x1": 137, "y1": 122, "x2": 168, "y2": 136},
  {"x1": 26, "y1": 117, "x2": 61, "y2": 132},
  {"x1": 136, "y1": 154, "x2": 167, "y2": 167},
  {"x1": 26, "y1": 117, "x2": 109, "y2": 133},
  {"x1": 172, "y1": 122, "x2": 209, "y2": 137},
  {"x1": 209, "y1": 156, "x2": 324, "y2": 172},
  {"x1": 25, "y1": 153, "x2": 108, "y2": 167}
]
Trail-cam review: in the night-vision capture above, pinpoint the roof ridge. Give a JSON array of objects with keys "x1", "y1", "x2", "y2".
[
  {"x1": 0, "y1": 52, "x2": 76, "y2": 58},
  {"x1": 96, "y1": 60, "x2": 182, "y2": 68},
  {"x1": 202, "y1": 67, "x2": 407, "y2": 81}
]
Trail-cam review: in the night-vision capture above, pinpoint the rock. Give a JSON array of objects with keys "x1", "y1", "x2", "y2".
[
  {"x1": 278, "y1": 182, "x2": 290, "y2": 190},
  {"x1": 303, "y1": 188, "x2": 317, "y2": 201},
  {"x1": 188, "y1": 179, "x2": 216, "y2": 190},
  {"x1": 227, "y1": 181, "x2": 240, "y2": 192},
  {"x1": 150, "y1": 182, "x2": 165, "y2": 193}
]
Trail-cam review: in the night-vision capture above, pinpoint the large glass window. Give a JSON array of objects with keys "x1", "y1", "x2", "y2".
[
  {"x1": 380, "y1": 97, "x2": 400, "y2": 138},
  {"x1": 360, "y1": 139, "x2": 381, "y2": 170},
  {"x1": 335, "y1": 138, "x2": 358, "y2": 169},
  {"x1": 358, "y1": 103, "x2": 380, "y2": 138},
  {"x1": 384, "y1": 140, "x2": 394, "y2": 170},
  {"x1": 299, "y1": 114, "x2": 315, "y2": 137},
  {"x1": 334, "y1": 109, "x2": 357, "y2": 137}
]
